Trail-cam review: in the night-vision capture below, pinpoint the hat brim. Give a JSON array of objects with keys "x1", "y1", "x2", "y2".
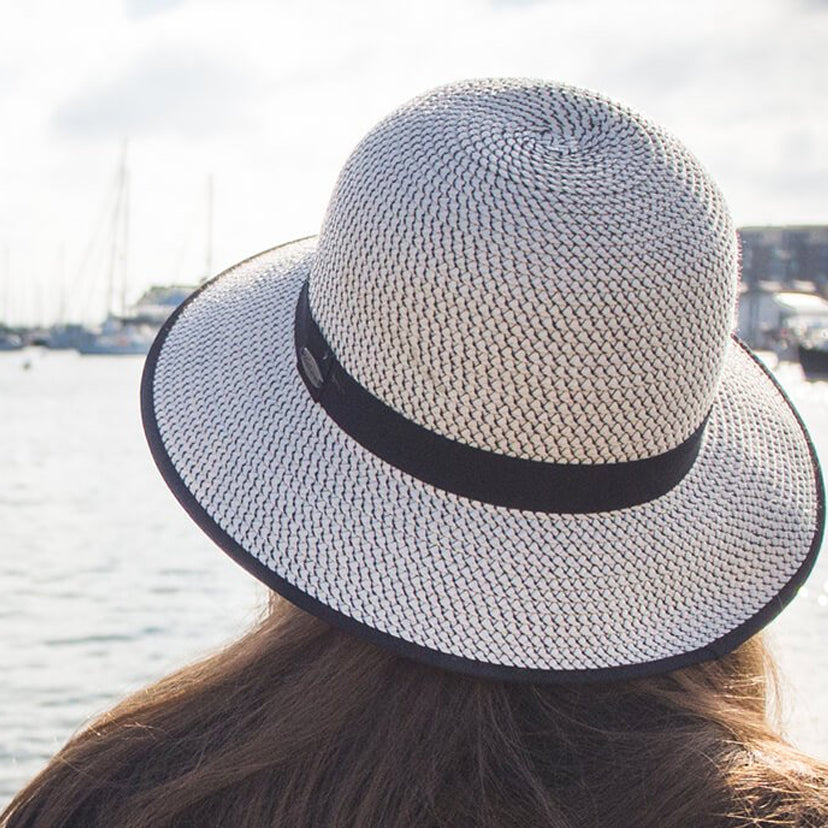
[{"x1": 141, "y1": 238, "x2": 824, "y2": 682}]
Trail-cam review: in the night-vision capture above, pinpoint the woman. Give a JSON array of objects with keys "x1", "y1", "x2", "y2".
[{"x1": 4, "y1": 79, "x2": 827, "y2": 827}]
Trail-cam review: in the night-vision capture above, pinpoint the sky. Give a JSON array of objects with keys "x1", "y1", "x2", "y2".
[{"x1": 1, "y1": 0, "x2": 826, "y2": 325}]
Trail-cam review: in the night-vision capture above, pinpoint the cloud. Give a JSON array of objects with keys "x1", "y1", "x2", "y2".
[
  {"x1": 591, "y1": 43, "x2": 700, "y2": 99},
  {"x1": 125, "y1": 0, "x2": 187, "y2": 19},
  {"x1": 2, "y1": 0, "x2": 826, "y2": 325},
  {"x1": 52, "y1": 47, "x2": 256, "y2": 140}
]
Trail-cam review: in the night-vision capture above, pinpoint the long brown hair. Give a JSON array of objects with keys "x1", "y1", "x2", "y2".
[{"x1": 4, "y1": 596, "x2": 828, "y2": 828}]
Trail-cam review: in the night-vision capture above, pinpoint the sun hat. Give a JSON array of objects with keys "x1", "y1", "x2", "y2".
[{"x1": 141, "y1": 78, "x2": 824, "y2": 682}]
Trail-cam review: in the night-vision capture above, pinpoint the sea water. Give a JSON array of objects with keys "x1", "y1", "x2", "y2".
[{"x1": 1, "y1": 348, "x2": 827, "y2": 805}]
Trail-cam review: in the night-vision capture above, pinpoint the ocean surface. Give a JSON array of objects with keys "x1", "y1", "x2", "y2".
[{"x1": 1, "y1": 348, "x2": 827, "y2": 805}]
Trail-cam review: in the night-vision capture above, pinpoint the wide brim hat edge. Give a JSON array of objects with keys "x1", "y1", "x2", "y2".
[{"x1": 141, "y1": 239, "x2": 825, "y2": 684}]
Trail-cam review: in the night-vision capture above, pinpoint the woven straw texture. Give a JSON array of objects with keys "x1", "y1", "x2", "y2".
[
  {"x1": 311, "y1": 79, "x2": 737, "y2": 463},
  {"x1": 149, "y1": 240, "x2": 818, "y2": 672},
  {"x1": 145, "y1": 80, "x2": 822, "y2": 676}
]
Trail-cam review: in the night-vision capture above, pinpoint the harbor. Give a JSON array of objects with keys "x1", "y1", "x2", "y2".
[
  {"x1": 0, "y1": 149, "x2": 211, "y2": 358},
  {"x1": 1, "y1": 0, "x2": 826, "y2": 821}
]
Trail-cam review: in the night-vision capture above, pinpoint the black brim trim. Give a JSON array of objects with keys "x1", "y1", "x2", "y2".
[
  {"x1": 140, "y1": 244, "x2": 825, "y2": 684},
  {"x1": 294, "y1": 280, "x2": 708, "y2": 514}
]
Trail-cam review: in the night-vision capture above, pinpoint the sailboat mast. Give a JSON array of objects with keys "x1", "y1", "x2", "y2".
[
  {"x1": 106, "y1": 142, "x2": 127, "y2": 317},
  {"x1": 1, "y1": 246, "x2": 9, "y2": 325},
  {"x1": 120, "y1": 167, "x2": 130, "y2": 317},
  {"x1": 56, "y1": 244, "x2": 66, "y2": 325},
  {"x1": 204, "y1": 174, "x2": 213, "y2": 283}
]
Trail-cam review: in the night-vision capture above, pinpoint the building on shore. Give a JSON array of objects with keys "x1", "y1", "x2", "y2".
[
  {"x1": 739, "y1": 226, "x2": 828, "y2": 290},
  {"x1": 736, "y1": 226, "x2": 828, "y2": 351}
]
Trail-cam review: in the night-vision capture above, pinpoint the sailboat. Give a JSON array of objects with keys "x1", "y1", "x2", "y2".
[
  {"x1": 0, "y1": 249, "x2": 22, "y2": 350},
  {"x1": 76, "y1": 156, "x2": 208, "y2": 356},
  {"x1": 75, "y1": 145, "x2": 144, "y2": 355}
]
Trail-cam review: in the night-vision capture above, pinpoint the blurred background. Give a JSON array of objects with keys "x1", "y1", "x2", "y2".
[{"x1": 1, "y1": 0, "x2": 827, "y2": 806}]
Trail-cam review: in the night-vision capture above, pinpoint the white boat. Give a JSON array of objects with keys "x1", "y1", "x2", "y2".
[
  {"x1": 76, "y1": 320, "x2": 155, "y2": 356},
  {"x1": 0, "y1": 329, "x2": 23, "y2": 351},
  {"x1": 45, "y1": 323, "x2": 94, "y2": 351},
  {"x1": 76, "y1": 286, "x2": 193, "y2": 356}
]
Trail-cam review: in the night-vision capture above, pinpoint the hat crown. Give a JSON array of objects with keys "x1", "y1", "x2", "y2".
[{"x1": 309, "y1": 79, "x2": 738, "y2": 464}]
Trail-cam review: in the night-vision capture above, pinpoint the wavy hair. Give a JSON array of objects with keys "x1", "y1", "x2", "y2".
[{"x1": 3, "y1": 596, "x2": 828, "y2": 827}]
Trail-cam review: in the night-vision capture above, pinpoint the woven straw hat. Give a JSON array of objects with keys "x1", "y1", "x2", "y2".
[{"x1": 142, "y1": 78, "x2": 824, "y2": 682}]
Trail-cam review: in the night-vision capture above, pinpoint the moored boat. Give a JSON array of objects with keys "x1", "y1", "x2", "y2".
[
  {"x1": 0, "y1": 328, "x2": 23, "y2": 351},
  {"x1": 76, "y1": 286, "x2": 192, "y2": 356},
  {"x1": 798, "y1": 332, "x2": 828, "y2": 380}
]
